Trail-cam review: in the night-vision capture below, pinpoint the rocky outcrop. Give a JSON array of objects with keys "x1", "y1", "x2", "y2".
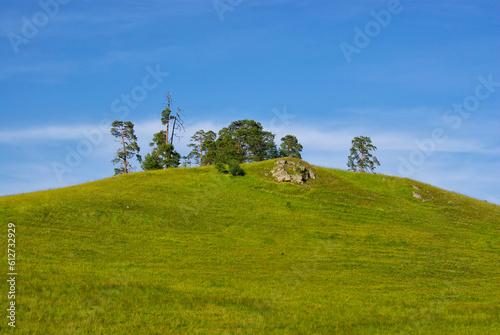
[{"x1": 270, "y1": 159, "x2": 316, "y2": 184}]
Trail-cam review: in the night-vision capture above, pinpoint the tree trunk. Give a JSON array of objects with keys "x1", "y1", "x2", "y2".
[
  {"x1": 165, "y1": 93, "x2": 172, "y2": 145},
  {"x1": 121, "y1": 127, "x2": 128, "y2": 174},
  {"x1": 170, "y1": 108, "x2": 179, "y2": 145},
  {"x1": 165, "y1": 120, "x2": 169, "y2": 145},
  {"x1": 199, "y1": 137, "x2": 203, "y2": 165},
  {"x1": 360, "y1": 151, "x2": 364, "y2": 173}
]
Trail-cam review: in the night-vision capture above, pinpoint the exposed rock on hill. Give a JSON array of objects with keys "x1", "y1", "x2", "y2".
[{"x1": 270, "y1": 159, "x2": 316, "y2": 184}]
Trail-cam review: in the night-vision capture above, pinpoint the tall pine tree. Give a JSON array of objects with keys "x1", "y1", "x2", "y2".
[
  {"x1": 143, "y1": 93, "x2": 183, "y2": 170},
  {"x1": 110, "y1": 121, "x2": 141, "y2": 175},
  {"x1": 279, "y1": 135, "x2": 303, "y2": 158},
  {"x1": 347, "y1": 136, "x2": 380, "y2": 173},
  {"x1": 187, "y1": 130, "x2": 217, "y2": 166}
]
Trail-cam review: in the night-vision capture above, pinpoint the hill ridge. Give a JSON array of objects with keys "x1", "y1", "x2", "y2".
[{"x1": 0, "y1": 159, "x2": 499, "y2": 333}]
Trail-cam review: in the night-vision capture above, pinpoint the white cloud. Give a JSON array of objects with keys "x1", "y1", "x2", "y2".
[
  {"x1": 0, "y1": 125, "x2": 95, "y2": 143},
  {"x1": 263, "y1": 121, "x2": 496, "y2": 155},
  {"x1": 2, "y1": 118, "x2": 496, "y2": 156},
  {"x1": 1, "y1": 118, "x2": 498, "y2": 204}
]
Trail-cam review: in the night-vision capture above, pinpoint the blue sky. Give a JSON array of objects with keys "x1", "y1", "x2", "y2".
[{"x1": 1, "y1": 0, "x2": 499, "y2": 204}]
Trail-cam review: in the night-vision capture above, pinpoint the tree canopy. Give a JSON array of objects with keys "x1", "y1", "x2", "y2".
[
  {"x1": 110, "y1": 121, "x2": 141, "y2": 175},
  {"x1": 203, "y1": 119, "x2": 278, "y2": 164},
  {"x1": 347, "y1": 136, "x2": 380, "y2": 173},
  {"x1": 142, "y1": 93, "x2": 183, "y2": 171},
  {"x1": 279, "y1": 135, "x2": 303, "y2": 158},
  {"x1": 187, "y1": 130, "x2": 217, "y2": 166},
  {"x1": 146, "y1": 131, "x2": 180, "y2": 169}
]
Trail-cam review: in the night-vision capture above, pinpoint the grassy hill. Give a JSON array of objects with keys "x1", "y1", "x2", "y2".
[{"x1": 1, "y1": 158, "x2": 499, "y2": 334}]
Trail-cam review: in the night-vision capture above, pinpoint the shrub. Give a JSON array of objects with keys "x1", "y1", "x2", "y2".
[
  {"x1": 228, "y1": 162, "x2": 245, "y2": 176},
  {"x1": 215, "y1": 163, "x2": 228, "y2": 174}
]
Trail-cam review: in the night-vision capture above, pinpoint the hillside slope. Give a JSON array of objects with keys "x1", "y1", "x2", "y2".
[{"x1": 1, "y1": 159, "x2": 499, "y2": 334}]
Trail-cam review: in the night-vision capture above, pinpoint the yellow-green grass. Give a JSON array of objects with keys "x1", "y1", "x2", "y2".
[{"x1": 0, "y1": 158, "x2": 499, "y2": 334}]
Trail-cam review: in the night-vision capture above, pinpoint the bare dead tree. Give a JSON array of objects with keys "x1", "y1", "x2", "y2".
[
  {"x1": 170, "y1": 106, "x2": 185, "y2": 144},
  {"x1": 161, "y1": 92, "x2": 173, "y2": 145}
]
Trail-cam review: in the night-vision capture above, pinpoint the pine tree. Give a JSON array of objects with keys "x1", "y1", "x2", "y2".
[
  {"x1": 143, "y1": 93, "x2": 184, "y2": 170},
  {"x1": 110, "y1": 121, "x2": 141, "y2": 175},
  {"x1": 141, "y1": 152, "x2": 163, "y2": 171},
  {"x1": 279, "y1": 135, "x2": 303, "y2": 158},
  {"x1": 147, "y1": 131, "x2": 180, "y2": 169},
  {"x1": 204, "y1": 119, "x2": 278, "y2": 164},
  {"x1": 347, "y1": 136, "x2": 380, "y2": 173},
  {"x1": 187, "y1": 130, "x2": 217, "y2": 166}
]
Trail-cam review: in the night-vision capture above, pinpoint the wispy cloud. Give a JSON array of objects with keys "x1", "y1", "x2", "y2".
[
  {"x1": 264, "y1": 121, "x2": 498, "y2": 155},
  {"x1": 2, "y1": 116, "x2": 497, "y2": 155},
  {"x1": 0, "y1": 125, "x2": 94, "y2": 143},
  {"x1": 1, "y1": 117, "x2": 498, "y2": 204}
]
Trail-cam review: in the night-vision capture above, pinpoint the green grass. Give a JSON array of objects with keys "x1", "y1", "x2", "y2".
[{"x1": 1, "y1": 158, "x2": 499, "y2": 334}]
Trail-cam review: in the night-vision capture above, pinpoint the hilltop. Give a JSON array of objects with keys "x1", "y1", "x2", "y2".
[{"x1": 0, "y1": 159, "x2": 499, "y2": 334}]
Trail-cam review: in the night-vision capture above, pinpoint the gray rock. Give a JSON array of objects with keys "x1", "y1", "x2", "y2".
[
  {"x1": 270, "y1": 159, "x2": 317, "y2": 184},
  {"x1": 272, "y1": 169, "x2": 291, "y2": 182},
  {"x1": 291, "y1": 174, "x2": 304, "y2": 184},
  {"x1": 308, "y1": 169, "x2": 317, "y2": 180},
  {"x1": 413, "y1": 192, "x2": 422, "y2": 199}
]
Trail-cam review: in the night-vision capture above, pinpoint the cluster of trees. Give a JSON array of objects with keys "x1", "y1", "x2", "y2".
[
  {"x1": 141, "y1": 93, "x2": 184, "y2": 171},
  {"x1": 110, "y1": 94, "x2": 304, "y2": 175},
  {"x1": 110, "y1": 92, "x2": 381, "y2": 175},
  {"x1": 110, "y1": 92, "x2": 184, "y2": 175},
  {"x1": 185, "y1": 120, "x2": 303, "y2": 166}
]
